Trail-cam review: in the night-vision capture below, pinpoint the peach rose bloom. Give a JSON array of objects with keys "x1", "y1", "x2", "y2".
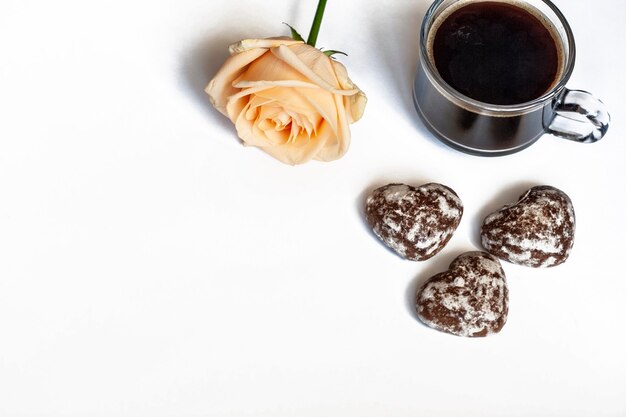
[{"x1": 206, "y1": 37, "x2": 366, "y2": 165}]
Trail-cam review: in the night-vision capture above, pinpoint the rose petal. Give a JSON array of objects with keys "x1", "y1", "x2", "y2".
[
  {"x1": 237, "y1": 51, "x2": 310, "y2": 85},
  {"x1": 271, "y1": 44, "x2": 361, "y2": 96},
  {"x1": 257, "y1": 105, "x2": 281, "y2": 126},
  {"x1": 225, "y1": 85, "x2": 274, "y2": 123},
  {"x1": 330, "y1": 59, "x2": 367, "y2": 122},
  {"x1": 234, "y1": 102, "x2": 276, "y2": 148},
  {"x1": 258, "y1": 123, "x2": 288, "y2": 146},
  {"x1": 235, "y1": 59, "x2": 359, "y2": 104},
  {"x1": 315, "y1": 94, "x2": 351, "y2": 161},
  {"x1": 252, "y1": 87, "x2": 322, "y2": 124},
  {"x1": 229, "y1": 37, "x2": 303, "y2": 54},
  {"x1": 205, "y1": 48, "x2": 268, "y2": 115},
  {"x1": 261, "y1": 122, "x2": 332, "y2": 165},
  {"x1": 247, "y1": 95, "x2": 276, "y2": 109},
  {"x1": 297, "y1": 87, "x2": 338, "y2": 135},
  {"x1": 234, "y1": 79, "x2": 327, "y2": 91},
  {"x1": 345, "y1": 90, "x2": 367, "y2": 123}
]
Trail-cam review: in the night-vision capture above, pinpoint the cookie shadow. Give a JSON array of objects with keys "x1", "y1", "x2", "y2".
[
  {"x1": 470, "y1": 181, "x2": 539, "y2": 248},
  {"x1": 404, "y1": 249, "x2": 473, "y2": 325}
]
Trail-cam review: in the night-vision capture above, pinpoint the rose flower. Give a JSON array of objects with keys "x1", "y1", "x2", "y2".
[{"x1": 206, "y1": 37, "x2": 366, "y2": 165}]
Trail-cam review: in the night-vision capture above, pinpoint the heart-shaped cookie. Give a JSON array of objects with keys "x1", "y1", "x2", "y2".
[
  {"x1": 416, "y1": 251, "x2": 509, "y2": 337},
  {"x1": 481, "y1": 185, "x2": 575, "y2": 268},
  {"x1": 365, "y1": 183, "x2": 463, "y2": 261}
]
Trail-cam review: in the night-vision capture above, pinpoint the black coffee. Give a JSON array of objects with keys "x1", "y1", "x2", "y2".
[{"x1": 432, "y1": 2, "x2": 560, "y2": 105}]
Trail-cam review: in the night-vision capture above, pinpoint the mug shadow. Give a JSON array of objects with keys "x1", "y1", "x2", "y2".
[
  {"x1": 469, "y1": 181, "x2": 539, "y2": 248},
  {"x1": 369, "y1": 0, "x2": 451, "y2": 152}
]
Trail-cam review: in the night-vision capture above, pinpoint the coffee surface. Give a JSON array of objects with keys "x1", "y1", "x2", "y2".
[{"x1": 432, "y1": 2, "x2": 560, "y2": 105}]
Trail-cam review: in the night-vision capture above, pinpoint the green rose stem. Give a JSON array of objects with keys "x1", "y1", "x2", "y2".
[{"x1": 306, "y1": 0, "x2": 328, "y2": 47}]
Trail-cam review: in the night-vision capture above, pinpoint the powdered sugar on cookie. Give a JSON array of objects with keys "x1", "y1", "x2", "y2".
[
  {"x1": 416, "y1": 252, "x2": 509, "y2": 337},
  {"x1": 365, "y1": 183, "x2": 463, "y2": 261},
  {"x1": 481, "y1": 186, "x2": 575, "y2": 268}
]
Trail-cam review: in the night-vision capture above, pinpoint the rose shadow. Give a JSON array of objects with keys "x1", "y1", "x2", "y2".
[
  {"x1": 469, "y1": 181, "x2": 539, "y2": 248},
  {"x1": 178, "y1": 1, "x2": 309, "y2": 139},
  {"x1": 178, "y1": 31, "x2": 249, "y2": 137}
]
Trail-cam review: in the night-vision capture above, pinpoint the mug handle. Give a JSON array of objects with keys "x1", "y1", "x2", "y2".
[{"x1": 547, "y1": 88, "x2": 610, "y2": 143}]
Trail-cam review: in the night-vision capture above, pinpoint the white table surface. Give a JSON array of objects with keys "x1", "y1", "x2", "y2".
[{"x1": 1, "y1": 0, "x2": 625, "y2": 416}]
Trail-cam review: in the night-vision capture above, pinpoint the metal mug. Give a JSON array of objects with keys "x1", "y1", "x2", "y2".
[{"x1": 413, "y1": 0, "x2": 610, "y2": 156}]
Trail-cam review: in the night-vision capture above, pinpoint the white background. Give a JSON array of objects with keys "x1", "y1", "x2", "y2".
[{"x1": 1, "y1": 0, "x2": 625, "y2": 416}]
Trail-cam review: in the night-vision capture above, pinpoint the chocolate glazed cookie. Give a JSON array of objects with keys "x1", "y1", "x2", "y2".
[
  {"x1": 416, "y1": 251, "x2": 509, "y2": 337},
  {"x1": 365, "y1": 183, "x2": 463, "y2": 261},
  {"x1": 481, "y1": 186, "x2": 575, "y2": 267}
]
